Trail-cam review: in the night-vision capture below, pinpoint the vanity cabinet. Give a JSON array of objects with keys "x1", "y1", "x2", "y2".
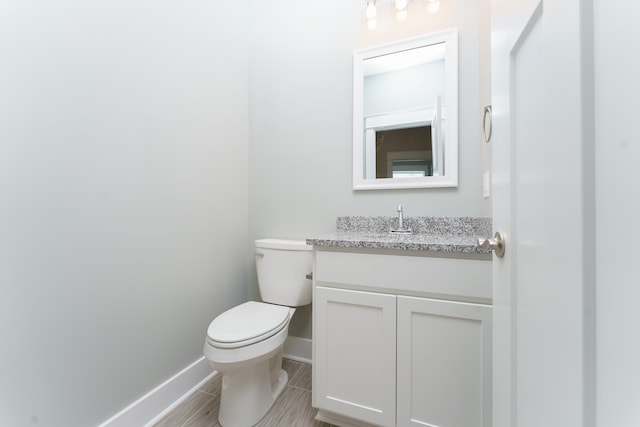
[
  {"x1": 315, "y1": 286, "x2": 397, "y2": 426},
  {"x1": 396, "y1": 295, "x2": 491, "y2": 427},
  {"x1": 312, "y1": 248, "x2": 492, "y2": 427}
]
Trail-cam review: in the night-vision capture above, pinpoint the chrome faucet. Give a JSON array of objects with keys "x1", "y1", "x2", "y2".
[
  {"x1": 397, "y1": 204, "x2": 405, "y2": 230},
  {"x1": 390, "y1": 204, "x2": 412, "y2": 234}
]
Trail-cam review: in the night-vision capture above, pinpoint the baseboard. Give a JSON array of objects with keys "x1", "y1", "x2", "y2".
[
  {"x1": 98, "y1": 336, "x2": 311, "y2": 427},
  {"x1": 283, "y1": 336, "x2": 312, "y2": 363},
  {"x1": 97, "y1": 356, "x2": 216, "y2": 427}
]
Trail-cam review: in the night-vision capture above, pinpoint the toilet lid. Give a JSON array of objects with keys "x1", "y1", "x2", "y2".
[{"x1": 207, "y1": 301, "x2": 290, "y2": 348}]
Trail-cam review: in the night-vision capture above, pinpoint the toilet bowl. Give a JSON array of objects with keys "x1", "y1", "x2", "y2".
[{"x1": 203, "y1": 239, "x2": 312, "y2": 427}]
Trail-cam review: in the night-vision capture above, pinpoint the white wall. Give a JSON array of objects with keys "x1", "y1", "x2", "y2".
[
  {"x1": 594, "y1": 1, "x2": 640, "y2": 425},
  {"x1": 364, "y1": 61, "x2": 445, "y2": 115},
  {"x1": 0, "y1": 1, "x2": 250, "y2": 426},
  {"x1": 249, "y1": 0, "x2": 489, "y2": 337}
]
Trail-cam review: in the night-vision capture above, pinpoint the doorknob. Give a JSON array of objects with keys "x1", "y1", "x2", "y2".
[{"x1": 477, "y1": 232, "x2": 505, "y2": 257}]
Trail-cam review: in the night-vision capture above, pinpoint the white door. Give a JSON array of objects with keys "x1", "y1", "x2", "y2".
[
  {"x1": 396, "y1": 296, "x2": 492, "y2": 427},
  {"x1": 491, "y1": 0, "x2": 592, "y2": 426},
  {"x1": 313, "y1": 286, "x2": 397, "y2": 427}
]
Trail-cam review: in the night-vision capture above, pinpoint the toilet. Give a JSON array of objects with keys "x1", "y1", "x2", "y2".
[{"x1": 203, "y1": 238, "x2": 312, "y2": 427}]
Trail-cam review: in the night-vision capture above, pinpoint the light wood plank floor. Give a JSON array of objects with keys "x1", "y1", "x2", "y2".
[{"x1": 154, "y1": 359, "x2": 336, "y2": 427}]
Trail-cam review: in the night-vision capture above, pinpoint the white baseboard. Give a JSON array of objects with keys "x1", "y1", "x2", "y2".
[
  {"x1": 98, "y1": 336, "x2": 312, "y2": 427},
  {"x1": 97, "y1": 356, "x2": 216, "y2": 427},
  {"x1": 283, "y1": 336, "x2": 312, "y2": 364}
]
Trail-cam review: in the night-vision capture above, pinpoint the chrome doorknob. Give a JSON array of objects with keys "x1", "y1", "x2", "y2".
[{"x1": 477, "y1": 232, "x2": 505, "y2": 257}]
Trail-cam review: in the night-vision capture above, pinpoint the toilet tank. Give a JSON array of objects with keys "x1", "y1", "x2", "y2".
[{"x1": 255, "y1": 239, "x2": 313, "y2": 307}]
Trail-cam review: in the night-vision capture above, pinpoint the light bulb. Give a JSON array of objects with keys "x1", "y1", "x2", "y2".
[
  {"x1": 427, "y1": 0, "x2": 440, "y2": 13},
  {"x1": 365, "y1": 1, "x2": 377, "y2": 19},
  {"x1": 394, "y1": 0, "x2": 409, "y2": 10},
  {"x1": 367, "y1": 18, "x2": 377, "y2": 30},
  {"x1": 396, "y1": 9, "x2": 408, "y2": 21}
]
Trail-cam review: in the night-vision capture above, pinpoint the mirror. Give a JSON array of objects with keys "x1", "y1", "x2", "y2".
[{"x1": 353, "y1": 29, "x2": 458, "y2": 190}]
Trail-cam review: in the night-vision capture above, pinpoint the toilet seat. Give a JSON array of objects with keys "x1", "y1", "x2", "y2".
[{"x1": 206, "y1": 301, "x2": 290, "y2": 349}]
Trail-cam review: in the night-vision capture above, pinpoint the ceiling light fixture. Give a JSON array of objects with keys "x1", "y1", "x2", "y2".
[
  {"x1": 365, "y1": 0, "x2": 377, "y2": 28},
  {"x1": 427, "y1": 0, "x2": 440, "y2": 14},
  {"x1": 394, "y1": 0, "x2": 409, "y2": 21},
  {"x1": 365, "y1": 0, "x2": 377, "y2": 18},
  {"x1": 364, "y1": 0, "x2": 440, "y2": 29},
  {"x1": 394, "y1": 0, "x2": 409, "y2": 10}
]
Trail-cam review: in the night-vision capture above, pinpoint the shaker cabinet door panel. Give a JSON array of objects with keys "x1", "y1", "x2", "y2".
[
  {"x1": 396, "y1": 296, "x2": 492, "y2": 427},
  {"x1": 314, "y1": 286, "x2": 397, "y2": 427}
]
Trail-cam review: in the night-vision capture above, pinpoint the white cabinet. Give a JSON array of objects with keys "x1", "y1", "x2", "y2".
[
  {"x1": 396, "y1": 296, "x2": 491, "y2": 427},
  {"x1": 312, "y1": 248, "x2": 492, "y2": 427},
  {"x1": 314, "y1": 286, "x2": 397, "y2": 427}
]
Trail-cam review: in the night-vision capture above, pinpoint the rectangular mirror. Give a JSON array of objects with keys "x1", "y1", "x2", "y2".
[{"x1": 353, "y1": 29, "x2": 458, "y2": 190}]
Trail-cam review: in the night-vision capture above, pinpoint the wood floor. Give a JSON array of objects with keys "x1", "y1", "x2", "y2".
[{"x1": 154, "y1": 359, "x2": 336, "y2": 427}]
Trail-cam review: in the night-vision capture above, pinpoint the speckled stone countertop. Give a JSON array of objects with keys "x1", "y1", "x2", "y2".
[{"x1": 306, "y1": 216, "x2": 492, "y2": 254}]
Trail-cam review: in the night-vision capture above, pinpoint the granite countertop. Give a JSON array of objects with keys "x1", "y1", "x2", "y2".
[{"x1": 306, "y1": 216, "x2": 492, "y2": 254}]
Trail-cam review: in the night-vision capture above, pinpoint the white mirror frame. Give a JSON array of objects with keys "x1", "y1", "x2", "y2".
[{"x1": 353, "y1": 29, "x2": 458, "y2": 190}]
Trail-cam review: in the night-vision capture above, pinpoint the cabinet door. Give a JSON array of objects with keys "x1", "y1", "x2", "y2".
[
  {"x1": 397, "y1": 296, "x2": 492, "y2": 427},
  {"x1": 314, "y1": 286, "x2": 396, "y2": 427}
]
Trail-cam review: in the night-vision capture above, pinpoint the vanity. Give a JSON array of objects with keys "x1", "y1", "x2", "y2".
[{"x1": 307, "y1": 217, "x2": 492, "y2": 427}]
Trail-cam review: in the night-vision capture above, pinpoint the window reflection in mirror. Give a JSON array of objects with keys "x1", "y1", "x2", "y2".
[
  {"x1": 375, "y1": 126, "x2": 433, "y2": 178},
  {"x1": 353, "y1": 29, "x2": 457, "y2": 190}
]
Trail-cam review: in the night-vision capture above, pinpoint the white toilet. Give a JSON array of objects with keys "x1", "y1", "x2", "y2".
[{"x1": 203, "y1": 238, "x2": 312, "y2": 427}]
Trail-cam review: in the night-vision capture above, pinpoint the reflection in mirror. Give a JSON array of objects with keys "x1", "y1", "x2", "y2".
[
  {"x1": 376, "y1": 126, "x2": 432, "y2": 178},
  {"x1": 353, "y1": 29, "x2": 458, "y2": 190}
]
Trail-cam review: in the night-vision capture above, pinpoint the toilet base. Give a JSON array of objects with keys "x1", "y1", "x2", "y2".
[{"x1": 217, "y1": 352, "x2": 288, "y2": 427}]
